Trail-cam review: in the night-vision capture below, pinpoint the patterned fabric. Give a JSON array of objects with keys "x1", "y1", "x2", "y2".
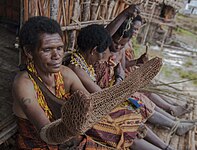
[
  {"x1": 16, "y1": 62, "x2": 70, "y2": 149},
  {"x1": 94, "y1": 60, "x2": 155, "y2": 122},
  {"x1": 65, "y1": 56, "x2": 146, "y2": 149},
  {"x1": 69, "y1": 51, "x2": 96, "y2": 82},
  {"x1": 86, "y1": 105, "x2": 146, "y2": 149},
  {"x1": 27, "y1": 61, "x2": 70, "y2": 119},
  {"x1": 16, "y1": 117, "x2": 58, "y2": 150}
]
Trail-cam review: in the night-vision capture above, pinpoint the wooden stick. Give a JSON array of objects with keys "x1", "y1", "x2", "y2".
[
  {"x1": 81, "y1": 0, "x2": 91, "y2": 21},
  {"x1": 48, "y1": 0, "x2": 50, "y2": 17},
  {"x1": 90, "y1": 0, "x2": 100, "y2": 20},
  {"x1": 57, "y1": 0, "x2": 62, "y2": 24},
  {"x1": 38, "y1": 0, "x2": 43, "y2": 16},
  {"x1": 65, "y1": 0, "x2": 70, "y2": 25},
  {"x1": 112, "y1": 0, "x2": 119, "y2": 18},
  {"x1": 69, "y1": 0, "x2": 74, "y2": 24},
  {"x1": 116, "y1": 1, "x2": 125, "y2": 16},
  {"x1": 61, "y1": 19, "x2": 113, "y2": 31},
  {"x1": 62, "y1": 0, "x2": 66, "y2": 26},
  {"x1": 24, "y1": 0, "x2": 29, "y2": 22},
  {"x1": 99, "y1": 0, "x2": 108, "y2": 19},
  {"x1": 106, "y1": 0, "x2": 115, "y2": 19}
]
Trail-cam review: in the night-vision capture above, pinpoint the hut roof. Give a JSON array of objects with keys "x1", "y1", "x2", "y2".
[{"x1": 156, "y1": 0, "x2": 184, "y2": 10}]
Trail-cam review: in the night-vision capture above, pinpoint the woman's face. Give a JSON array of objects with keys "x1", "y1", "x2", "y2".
[
  {"x1": 90, "y1": 47, "x2": 111, "y2": 65},
  {"x1": 113, "y1": 37, "x2": 130, "y2": 52},
  {"x1": 32, "y1": 33, "x2": 64, "y2": 74},
  {"x1": 131, "y1": 21, "x2": 142, "y2": 37}
]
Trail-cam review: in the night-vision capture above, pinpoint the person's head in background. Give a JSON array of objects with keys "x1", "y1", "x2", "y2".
[
  {"x1": 111, "y1": 15, "x2": 142, "y2": 53},
  {"x1": 19, "y1": 16, "x2": 65, "y2": 73},
  {"x1": 77, "y1": 24, "x2": 112, "y2": 65}
]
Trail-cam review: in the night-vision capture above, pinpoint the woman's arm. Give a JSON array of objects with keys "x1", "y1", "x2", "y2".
[
  {"x1": 12, "y1": 72, "x2": 50, "y2": 131},
  {"x1": 66, "y1": 65, "x2": 102, "y2": 93},
  {"x1": 106, "y1": 5, "x2": 138, "y2": 36}
]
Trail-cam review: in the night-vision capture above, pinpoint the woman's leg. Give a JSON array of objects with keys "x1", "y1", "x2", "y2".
[
  {"x1": 131, "y1": 138, "x2": 161, "y2": 150},
  {"x1": 144, "y1": 127, "x2": 174, "y2": 150},
  {"x1": 148, "y1": 111, "x2": 195, "y2": 135},
  {"x1": 131, "y1": 127, "x2": 174, "y2": 150},
  {"x1": 145, "y1": 93, "x2": 193, "y2": 117},
  {"x1": 155, "y1": 106, "x2": 176, "y2": 121}
]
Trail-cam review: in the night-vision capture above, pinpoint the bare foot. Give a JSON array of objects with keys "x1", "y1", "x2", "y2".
[
  {"x1": 171, "y1": 104, "x2": 193, "y2": 117},
  {"x1": 176, "y1": 122, "x2": 195, "y2": 136}
]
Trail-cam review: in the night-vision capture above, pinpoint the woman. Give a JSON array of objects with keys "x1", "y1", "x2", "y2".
[
  {"x1": 107, "y1": 9, "x2": 193, "y2": 118},
  {"x1": 13, "y1": 16, "x2": 160, "y2": 149},
  {"x1": 65, "y1": 24, "x2": 176, "y2": 150}
]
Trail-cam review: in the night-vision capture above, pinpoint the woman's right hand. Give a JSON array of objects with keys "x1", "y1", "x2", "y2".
[{"x1": 114, "y1": 63, "x2": 125, "y2": 82}]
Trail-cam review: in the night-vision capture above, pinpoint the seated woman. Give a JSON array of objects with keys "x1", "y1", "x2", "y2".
[
  {"x1": 106, "y1": 7, "x2": 193, "y2": 118},
  {"x1": 13, "y1": 16, "x2": 161, "y2": 149},
  {"x1": 65, "y1": 23, "x2": 180, "y2": 150}
]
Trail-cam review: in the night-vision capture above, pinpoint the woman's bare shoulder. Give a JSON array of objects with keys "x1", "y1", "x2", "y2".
[{"x1": 13, "y1": 71, "x2": 34, "y2": 92}]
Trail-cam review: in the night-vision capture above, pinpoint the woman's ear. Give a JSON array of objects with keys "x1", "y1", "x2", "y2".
[
  {"x1": 90, "y1": 46, "x2": 97, "y2": 55},
  {"x1": 23, "y1": 47, "x2": 33, "y2": 60}
]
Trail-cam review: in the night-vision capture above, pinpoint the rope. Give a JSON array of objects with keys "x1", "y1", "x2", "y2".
[{"x1": 166, "y1": 120, "x2": 180, "y2": 145}]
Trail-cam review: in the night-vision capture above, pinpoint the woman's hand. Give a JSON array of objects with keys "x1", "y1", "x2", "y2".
[
  {"x1": 137, "y1": 53, "x2": 149, "y2": 65},
  {"x1": 114, "y1": 63, "x2": 125, "y2": 83}
]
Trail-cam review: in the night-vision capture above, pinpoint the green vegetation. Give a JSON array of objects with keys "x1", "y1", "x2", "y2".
[
  {"x1": 131, "y1": 37, "x2": 141, "y2": 56},
  {"x1": 176, "y1": 27, "x2": 196, "y2": 37},
  {"x1": 162, "y1": 66, "x2": 173, "y2": 77},
  {"x1": 183, "y1": 59, "x2": 193, "y2": 67},
  {"x1": 174, "y1": 68, "x2": 197, "y2": 85}
]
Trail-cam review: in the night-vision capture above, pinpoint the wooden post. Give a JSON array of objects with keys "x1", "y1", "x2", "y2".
[
  {"x1": 50, "y1": 0, "x2": 59, "y2": 20},
  {"x1": 160, "y1": 27, "x2": 168, "y2": 51},
  {"x1": 142, "y1": 2, "x2": 156, "y2": 45}
]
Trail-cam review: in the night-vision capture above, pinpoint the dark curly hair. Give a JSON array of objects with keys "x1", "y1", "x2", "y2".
[
  {"x1": 77, "y1": 24, "x2": 112, "y2": 53},
  {"x1": 113, "y1": 15, "x2": 142, "y2": 39},
  {"x1": 19, "y1": 16, "x2": 63, "y2": 52}
]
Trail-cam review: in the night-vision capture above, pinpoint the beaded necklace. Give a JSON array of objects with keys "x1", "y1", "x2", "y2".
[{"x1": 70, "y1": 51, "x2": 96, "y2": 82}]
